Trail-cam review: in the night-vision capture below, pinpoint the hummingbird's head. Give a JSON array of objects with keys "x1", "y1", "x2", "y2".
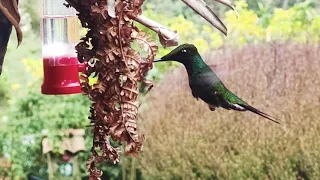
[{"x1": 154, "y1": 44, "x2": 199, "y2": 64}]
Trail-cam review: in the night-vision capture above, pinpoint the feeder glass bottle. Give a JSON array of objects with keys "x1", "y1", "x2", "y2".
[{"x1": 41, "y1": 0, "x2": 85, "y2": 95}]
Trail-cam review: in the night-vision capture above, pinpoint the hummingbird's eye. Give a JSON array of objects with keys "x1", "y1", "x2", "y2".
[{"x1": 181, "y1": 49, "x2": 187, "y2": 53}]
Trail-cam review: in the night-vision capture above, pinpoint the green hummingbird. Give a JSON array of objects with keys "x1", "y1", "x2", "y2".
[{"x1": 154, "y1": 44, "x2": 280, "y2": 124}]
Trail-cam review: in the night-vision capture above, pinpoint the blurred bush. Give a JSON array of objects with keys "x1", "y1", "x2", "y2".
[
  {"x1": 0, "y1": 59, "x2": 124, "y2": 179},
  {"x1": 226, "y1": 0, "x2": 320, "y2": 44},
  {"x1": 0, "y1": 75, "x2": 9, "y2": 111},
  {"x1": 0, "y1": 76, "x2": 91, "y2": 178},
  {"x1": 139, "y1": 42, "x2": 320, "y2": 179}
]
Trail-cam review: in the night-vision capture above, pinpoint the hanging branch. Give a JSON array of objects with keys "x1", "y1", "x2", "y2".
[
  {"x1": 64, "y1": 0, "x2": 161, "y2": 178},
  {"x1": 181, "y1": 0, "x2": 238, "y2": 36}
]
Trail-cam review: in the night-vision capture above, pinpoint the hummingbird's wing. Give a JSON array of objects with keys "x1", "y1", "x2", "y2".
[{"x1": 189, "y1": 70, "x2": 225, "y2": 107}]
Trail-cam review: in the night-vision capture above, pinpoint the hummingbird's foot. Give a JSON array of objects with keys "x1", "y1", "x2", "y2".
[{"x1": 208, "y1": 104, "x2": 216, "y2": 111}]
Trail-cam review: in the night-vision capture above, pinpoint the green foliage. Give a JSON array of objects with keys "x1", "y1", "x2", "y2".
[
  {"x1": 226, "y1": 0, "x2": 320, "y2": 44},
  {"x1": 0, "y1": 77, "x2": 91, "y2": 178},
  {"x1": 3, "y1": 33, "x2": 41, "y2": 85},
  {"x1": 11, "y1": 84, "x2": 90, "y2": 133},
  {"x1": 0, "y1": 74, "x2": 10, "y2": 134},
  {"x1": 0, "y1": 58, "x2": 123, "y2": 179},
  {"x1": 225, "y1": 0, "x2": 265, "y2": 44},
  {"x1": 267, "y1": 1, "x2": 317, "y2": 42},
  {"x1": 0, "y1": 75, "x2": 9, "y2": 110}
]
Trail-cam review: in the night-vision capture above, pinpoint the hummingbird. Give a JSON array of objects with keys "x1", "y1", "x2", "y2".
[{"x1": 154, "y1": 44, "x2": 280, "y2": 124}]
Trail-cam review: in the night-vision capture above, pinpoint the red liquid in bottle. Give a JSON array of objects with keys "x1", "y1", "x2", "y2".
[{"x1": 41, "y1": 56, "x2": 83, "y2": 95}]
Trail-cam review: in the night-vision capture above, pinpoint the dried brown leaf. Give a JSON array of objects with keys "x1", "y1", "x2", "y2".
[
  {"x1": 0, "y1": 0, "x2": 22, "y2": 46},
  {"x1": 0, "y1": 0, "x2": 22, "y2": 75},
  {"x1": 65, "y1": 0, "x2": 156, "y2": 176}
]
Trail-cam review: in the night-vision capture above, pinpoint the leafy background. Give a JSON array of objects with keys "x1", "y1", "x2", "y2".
[{"x1": 1, "y1": 0, "x2": 320, "y2": 179}]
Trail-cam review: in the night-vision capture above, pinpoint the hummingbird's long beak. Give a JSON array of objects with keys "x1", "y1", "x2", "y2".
[{"x1": 153, "y1": 58, "x2": 166, "y2": 62}]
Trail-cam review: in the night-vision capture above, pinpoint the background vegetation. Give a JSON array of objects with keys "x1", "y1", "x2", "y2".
[
  {"x1": 140, "y1": 42, "x2": 320, "y2": 179},
  {"x1": 0, "y1": 0, "x2": 320, "y2": 179}
]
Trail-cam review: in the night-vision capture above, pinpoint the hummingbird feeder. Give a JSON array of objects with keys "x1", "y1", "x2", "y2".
[{"x1": 40, "y1": 0, "x2": 85, "y2": 95}]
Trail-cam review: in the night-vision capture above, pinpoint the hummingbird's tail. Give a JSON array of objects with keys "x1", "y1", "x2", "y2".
[
  {"x1": 239, "y1": 104, "x2": 280, "y2": 124},
  {"x1": 220, "y1": 89, "x2": 280, "y2": 124}
]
